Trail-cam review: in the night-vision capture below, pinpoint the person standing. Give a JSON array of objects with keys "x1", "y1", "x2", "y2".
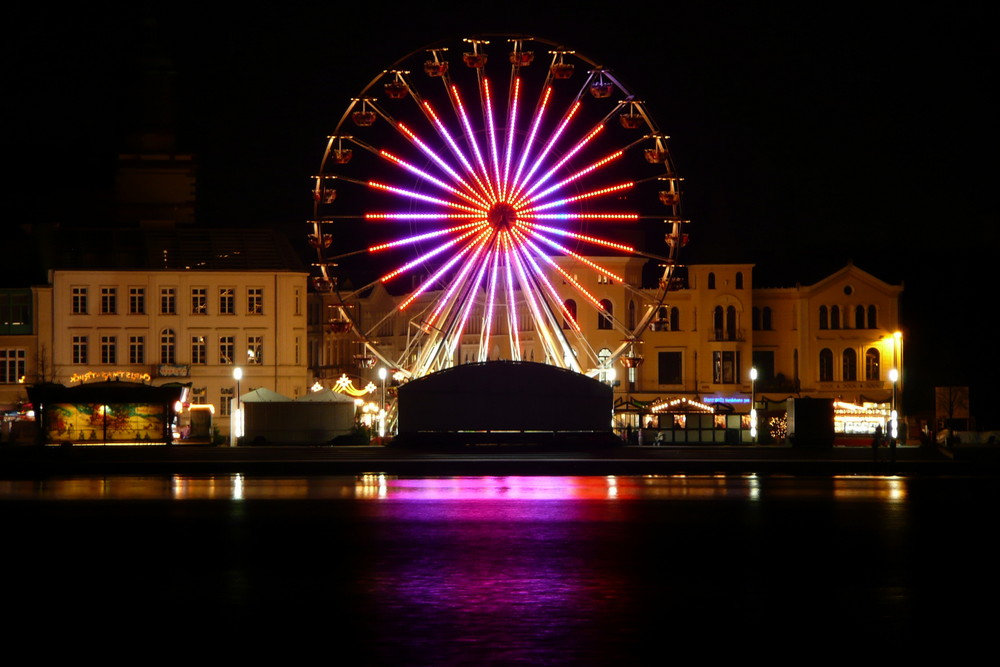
[{"x1": 871, "y1": 425, "x2": 883, "y2": 463}]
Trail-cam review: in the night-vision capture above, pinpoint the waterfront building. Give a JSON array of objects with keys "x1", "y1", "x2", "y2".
[
  {"x1": 308, "y1": 258, "x2": 903, "y2": 443},
  {"x1": 3, "y1": 226, "x2": 310, "y2": 442}
]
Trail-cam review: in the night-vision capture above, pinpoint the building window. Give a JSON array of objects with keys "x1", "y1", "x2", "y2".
[
  {"x1": 161, "y1": 329, "x2": 176, "y2": 364},
  {"x1": 867, "y1": 305, "x2": 878, "y2": 329},
  {"x1": 191, "y1": 336, "x2": 207, "y2": 364},
  {"x1": 191, "y1": 288, "x2": 208, "y2": 315},
  {"x1": 72, "y1": 287, "x2": 88, "y2": 314},
  {"x1": 129, "y1": 336, "x2": 145, "y2": 364},
  {"x1": 562, "y1": 299, "x2": 577, "y2": 329},
  {"x1": 248, "y1": 288, "x2": 264, "y2": 315},
  {"x1": 830, "y1": 305, "x2": 841, "y2": 330},
  {"x1": 752, "y1": 307, "x2": 760, "y2": 331},
  {"x1": 707, "y1": 272, "x2": 716, "y2": 289},
  {"x1": 0, "y1": 349, "x2": 26, "y2": 384},
  {"x1": 295, "y1": 336, "x2": 302, "y2": 365},
  {"x1": 101, "y1": 336, "x2": 117, "y2": 364},
  {"x1": 855, "y1": 305, "x2": 865, "y2": 329},
  {"x1": 220, "y1": 387, "x2": 234, "y2": 417},
  {"x1": 597, "y1": 274, "x2": 613, "y2": 285},
  {"x1": 819, "y1": 348, "x2": 834, "y2": 382},
  {"x1": 712, "y1": 350, "x2": 740, "y2": 384},
  {"x1": 191, "y1": 387, "x2": 207, "y2": 405},
  {"x1": 726, "y1": 306, "x2": 737, "y2": 340},
  {"x1": 219, "y1": 288, "x2": 235, "y2": 315},
  {"x1": 161, "y1": 288, "x2": 176, "y2": 315},
  {"x1": 670, "y1": 307, "x2": 680, "y2": 331},
  {"x1": 129, "y1": 287, "x2": 145, "y2": 315},
  {"x1": 247, "y1": 336, "x2": 263, "y2": 364},
  {"x1": 865, "y1": 348, "x2": 880, "y2": 381},
  {"x1": 220, "y1": 336, "x2": 235, "y2": 364},
  {"x1": 819, "y1": 305, "x2": 828, "y2": 330},
  {"x1": 72, "y1": 336, "x2": 88, "y2": 364},
  {"x1": 101, "y1": 287, "x2": 117, "y2": 314},
  {"x1": 843, "y1": 348, "x2": 857, "y2": 381},
  {"x1": 735, "y1": 272, "x2": 744, "y2": 289},
  {"x1": 762, "y1": 307, "x2": 772, "y2": 331},
  {"x1": 597, "y1": 299, "x2": 613, "y2": 330},
  {"x1": 657, "y1": 351, "x2": 683, "y2": 385},
  {"x1": 295, "y1": 287, "x2": 302, "y2": 315}
]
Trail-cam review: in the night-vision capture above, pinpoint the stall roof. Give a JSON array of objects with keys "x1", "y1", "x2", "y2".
[
  {"x1": 295, "y1": 388, "x2": 356, "y2": 403},
  {"x1": 240, "y1": 388, "x2": 292, "y2": 403}
]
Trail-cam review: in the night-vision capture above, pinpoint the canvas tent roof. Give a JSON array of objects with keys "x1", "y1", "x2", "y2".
[
  {"x1": 240, "y1": 387, "x2": 291, "y2": 403},
  {"x1": 295, "y1": 388, "x2": 356, "y2": 403}
]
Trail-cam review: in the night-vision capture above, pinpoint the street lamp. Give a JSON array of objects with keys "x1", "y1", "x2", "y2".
[
  {"x1": 232, "y1": 366, "x2": 243, "y2": 446},
  {"x1": 377, "y1": 367, "x2": 387, "y2": 438},
  {"x1": 749, "y1": 367, "x2": 758, "y2": 441},
  {"x1": 888, "y1": 367, "x2": 899, "y2": 443}
]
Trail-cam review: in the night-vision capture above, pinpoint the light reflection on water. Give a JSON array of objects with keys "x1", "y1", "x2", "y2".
[
  {"x1": 2, "y1": 472, "x2": 987, "y2": 660},
  {"x1": 0, "y1": 473, "x2": 909, "y2": 502}
]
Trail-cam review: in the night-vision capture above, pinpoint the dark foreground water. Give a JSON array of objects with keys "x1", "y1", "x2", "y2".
[{"x1": 2, "y1": 473, "x2": 996, "y2": 662}]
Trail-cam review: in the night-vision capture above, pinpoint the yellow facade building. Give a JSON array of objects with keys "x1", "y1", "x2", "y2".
[{"x1": 308, "y1": 258, "x2": 903, "y2": 443}]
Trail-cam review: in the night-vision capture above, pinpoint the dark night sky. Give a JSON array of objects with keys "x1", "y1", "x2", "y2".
[{"x1": 3, "y1": 3, "x2": 995, "y2": 423}]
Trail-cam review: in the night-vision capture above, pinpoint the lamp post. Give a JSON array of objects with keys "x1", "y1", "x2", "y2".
[
  {"x1": 893, "y1": 330, "x2": 903, "y2": 422},
  {"x1": 888, "y1": 367, "x2": 899, "y2": 443},
  {"x1": 232, "y1": 366, "x2": 243, "y2": 446},
  {"x1": 749, "y1": 367, "x2": 758, "y2": 442},
  {"x1": 377, "y1": 367, "x2": 387, "y2": 438}
]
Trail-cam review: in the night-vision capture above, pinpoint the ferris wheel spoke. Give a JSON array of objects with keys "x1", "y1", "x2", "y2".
[
  {"x1": 394, "y1": 122, "x2": 489, "y2": 207},
  {"x1": 500, "y1": 76, "x2": 523, "y2": 201},
  {"x1": 448, "y1": 83, "x2": 497, "y2": 203},
  {"x1": 508, "y1": 85, "x2": 554, "y2": 200},
  {"x1": 510, "y1": 99, "x2": 582, "y2": 202},
  {"x1": 518, "y1": 144, "x2": 623, "y2": 206},
  {"x1": 420, "y1": 99, "x2": 495, "y2": 203},
  {"x1": 381, "y1": 224, "x2": 487, "y2": 286}
]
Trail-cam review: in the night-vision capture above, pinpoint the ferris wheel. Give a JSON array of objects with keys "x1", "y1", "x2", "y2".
[{"x1": 309, "y1": 35, "x2": 688, "y2": 382}]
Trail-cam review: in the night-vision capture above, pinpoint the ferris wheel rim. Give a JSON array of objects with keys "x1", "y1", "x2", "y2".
[{"x1": 310, "y1": 35, "x2": 686, "y2": 380}]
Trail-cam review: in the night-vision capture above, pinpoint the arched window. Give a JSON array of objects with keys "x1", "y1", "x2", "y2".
[
  {"x1": 670, "y1": 307, "x2": 680, "y2": 332},
  {"x1": 867, "y1": 305, "x2": 878, "y2": 329},
  {"x1": 819, "y1": 306, "x2": 829, "y2": 330},
  {"x1": 562, "y1": 299, "x2": 577, "y2": 329},
  {"x1": 762, "y1": 306, "x2": 773, "y2": 330},
  {"x1": 160, "y1": 329, "x2": 176, "y2": 364},
  {"x1": 713, "y1": 306, "x2": 724, "y2": 339},
  {"x1": 831, "y1": 305, "x2": 841, "y2": 330},
  {"x1": 726, "y1": 306, "x2": 737, "y2": 340},
  {"x1": 819, "y1": 348, "x2": 833, "y2": 382},
  {"x1": 855, "y1": 305, "x2": 865, "y2": 329},
  {"x1": 598, "y1": 299, "x2": 613, "y2": 330},
  {"x1": 865, "y1": 347, "x2": 880, "y2": 381},
  {"x1": 735, "y1": 272, "x2": 744, "y2": 289},
  {"x1": 707, "y1": 272, "x2": 716, "y2": 289},
  {"x1": 843, "y1": 348, "x2": 857, "y2": 381},
  {"x1": 655, "y1": 306, "x2": 668, "y2": 331},
  {"x1": 752, "y1": 307, "x2": 761, "y2": 331}
]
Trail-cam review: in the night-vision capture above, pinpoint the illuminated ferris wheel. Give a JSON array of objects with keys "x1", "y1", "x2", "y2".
[{"x1": 309, "y1": 35, "x2": 688, "y2": 381}]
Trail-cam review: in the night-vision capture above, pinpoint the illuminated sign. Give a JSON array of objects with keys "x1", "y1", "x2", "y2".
[
  {"x1": 70, "y1": 370, "x2": 152, "y2": 384},
  {"x1": 158, "y1": 364, "x2": 191, "y2": 377}
]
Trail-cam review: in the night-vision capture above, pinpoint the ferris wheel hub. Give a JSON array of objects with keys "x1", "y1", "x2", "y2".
[{"x1": 487, "y1": 202, "x2": 517, "y2": 230}]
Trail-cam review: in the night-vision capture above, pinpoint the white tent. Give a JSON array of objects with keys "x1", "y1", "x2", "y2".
[{"x1": 240, "y1": 387, "x2": 355, "y2": 444}]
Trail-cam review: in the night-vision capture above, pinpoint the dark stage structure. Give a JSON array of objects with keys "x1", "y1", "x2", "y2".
[{"x1": 393, "y1": 361, "x2": 618, "y2": 448}]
